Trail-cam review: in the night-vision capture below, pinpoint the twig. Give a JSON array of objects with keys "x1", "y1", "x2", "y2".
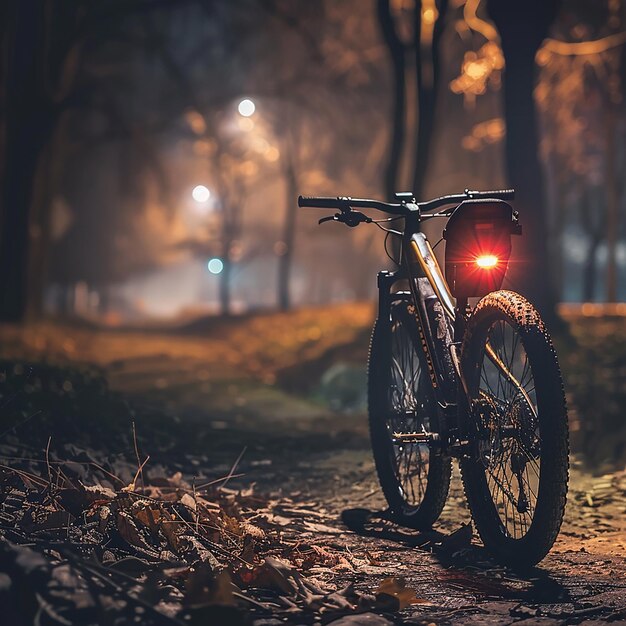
[
  {"x1": 219, "y1": 446, "x2": 247, "y2": 490},
  {"x1": 0, "y1": 463, "x2": 50, "y2": 487},
  {"x1": 0, "y1": 410, "x2": 42, "y2": 440},
  {"x1": 193, "y1": 472, "x2": 246, "y2": 491},
  {"x1": 126, "y1": 455, "x2": 150, "y2": 492},
  {"x1": 45, "y1": 436, "x2": 53, "y2": 486},
  {"x1": 131, "y1": 421, "x2": 145, "y2": 492},
  {"x1": 71, "y1": 556, "x2": 185, "y2": 625},
  {"x1": 232, "y1": 590, "x2": 271, "y2": 611},
  {"x1": 0, "y1": 455, "x2": 126, "y2": 486},
  {"x1": 192, "y1": 478, "x2": 199, "y2": 534}
]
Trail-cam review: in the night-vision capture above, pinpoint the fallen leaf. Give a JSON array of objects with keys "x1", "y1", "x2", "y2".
[
  {"x1": 27, "y1": 509, "x2": 74, "y2": 531},
  {"x1": 116, "y1": 511, "x2": 146, "y2": 548},
  {"x1": 134, "y1": 505, "x2": 162, "y2": 532},
  {"x1": 375, "y1": 576, "x2": 431, "y2": 610},
  {"x1": 185, "y1": 564, "x2": 235, "y2": 607},
  {"x1": 180, "y1": 492, "x2": 197, "y2": 513},
  {"x1": 161, "y1": 518, "x2": 182, "y2": 551}
]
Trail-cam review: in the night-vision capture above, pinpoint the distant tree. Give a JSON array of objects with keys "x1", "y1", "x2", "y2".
[
  {"x1": 412, "y1": 0, "x2": 449, "y2": 198},
  {"x1": 264, "y1": 1, "x2": 387, "y2": 310},
  {"x1": 486, "y1": 0, "x2": 561, "y2": 317},
  {"x1": 536, "y1": 0, "x2": 626, "y2": 302},
  {"x1": 377, "y1": 0, "x2": 448, "y2": 201},
  {"x1": 4, "y1": 0, "x2": 388, "y2": 319},
  {"x1": 377, "y1": 0, "x2": 411, "y2": 199},
  {"x1": 0, "y1": 0, "x2": 184, "y2": 321},
  {"x1": 0, "y1": 1, "x2": 64, "y2": 321}
]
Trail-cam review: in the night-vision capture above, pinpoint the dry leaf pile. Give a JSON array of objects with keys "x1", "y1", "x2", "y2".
[{"x1": 0, "y1": 464, "x2": 425, "y2": 625}]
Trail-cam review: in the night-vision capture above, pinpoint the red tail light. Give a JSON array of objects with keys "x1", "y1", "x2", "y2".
[
  {"x1": 444, "y1": 200, "x2": 520, "y2": 299},
  {"x1": 475, "y1": 254, "x2": 498, "y2": 269}
]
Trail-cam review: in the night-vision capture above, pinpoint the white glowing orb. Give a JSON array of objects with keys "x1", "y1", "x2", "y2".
[
  {"x1": 192, "y1": 185, "x2": 211, "y2": 203},
  {"x1": 207, "y1": 258, "x2": 224, "y2": 274},
  {"x1": 237, "y1": 98, "x2": 256, "y2": 117}
]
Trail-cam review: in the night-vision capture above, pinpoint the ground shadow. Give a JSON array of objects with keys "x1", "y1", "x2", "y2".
[{"x1": 341, "y1": 507, "x2": 573, "y2": 605}]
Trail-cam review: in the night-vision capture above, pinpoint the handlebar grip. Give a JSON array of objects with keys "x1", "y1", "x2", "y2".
[
  {"x1": 470, "y1": 189, "x2": 515, "y2": 200},
  {"x1": 298, "y1": 195, "x2": 343, "y2": 209}
]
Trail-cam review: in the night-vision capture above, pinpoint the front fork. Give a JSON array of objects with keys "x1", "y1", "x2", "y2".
[
  {"x1": 377, "y1": 269, "x2": 467, "y2": 455},
  {"x1": 376, "y1": 269, "x2": 400, "y2": 324}
]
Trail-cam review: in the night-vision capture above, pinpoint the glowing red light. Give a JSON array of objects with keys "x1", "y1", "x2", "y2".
[{"x1": 476, "y1": 254, "x2": 498, "y2": 269}]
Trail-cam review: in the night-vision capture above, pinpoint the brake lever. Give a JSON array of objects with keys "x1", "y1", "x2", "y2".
[
  {"x1": 318, "y1": 214, "x2": 339, "y2": 225},
  {"x1": 318, "y1": 211, "x2": 372, "y2": 227}
]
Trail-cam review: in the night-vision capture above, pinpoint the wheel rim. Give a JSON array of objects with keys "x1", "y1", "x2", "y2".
[
  {"x1": 474, "y1": 319, "x2": 541, "y2": 539},
  {"x1": 386, "y1": 313, "x2": 432, "y2": 508}
]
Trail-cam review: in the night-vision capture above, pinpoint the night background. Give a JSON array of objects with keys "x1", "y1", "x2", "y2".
[{"x1": 0, "y1": 1, "x2": 625, "y2": 624}]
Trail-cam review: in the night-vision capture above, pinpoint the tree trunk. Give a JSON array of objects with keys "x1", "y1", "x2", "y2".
[
  {"x1": 219, "y1": 257, "x2": 231, "y2": 315},
  {"x1": 377, "y1": 0, "x2": 407, "y2": 200},
  {"x1": 26, "y1": 135, "x2": 57, "y2": 320},
  {"x1": 583, "y1": 236, "x2": 601, "y2": 302},
  {"x1": 0, "y1": 2, "x2": 53, "y2": 322},
  {"x1": 277, "y1": 137, "x2": 298, "y2": 311},
  {"x1": 487, "y1": 0, "x2": 560, "y2": 320},
  {"x1": 605, "y1": 106, "x2": 618, "y2": 302},
  {"x1": 579, "y1": 185, "x2": 604, "y2": 302},
  {"x1": 412, "y1": 0, "x2": 448, "y2": 200}
]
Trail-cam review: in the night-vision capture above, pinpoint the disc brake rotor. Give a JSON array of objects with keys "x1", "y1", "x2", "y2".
[{"x1": 473, "y1": 392, "x2": 504, "y2": 468}]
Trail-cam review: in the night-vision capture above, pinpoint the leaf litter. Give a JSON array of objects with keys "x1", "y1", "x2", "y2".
[{"x1": 0, "y1": 447, "x2": 430, "y2": 625}]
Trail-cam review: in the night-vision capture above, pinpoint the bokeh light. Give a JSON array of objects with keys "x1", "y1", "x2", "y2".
[
  {"x1": 237, "y1": 98, "x2": 256, "y2": 117},
  {"x1": 207, "y1": 258, "x2": 224, "y2": 274},
  {"x1": 192, "y1": 185, "x2": 211, "y2": 203}
]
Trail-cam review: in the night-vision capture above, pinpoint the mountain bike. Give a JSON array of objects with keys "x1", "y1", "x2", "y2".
[{"x1": 298, "y1": 189, "x2": 569, "y2": 566}]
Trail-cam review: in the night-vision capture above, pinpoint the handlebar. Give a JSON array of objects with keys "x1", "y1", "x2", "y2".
[
  {"x1": 297, "y1": 195, "x2": 407, "y2": 215},
  {"x1": 297, "y1": 189, "x2": 515, "y2": 216},
  {"x1": 420, "y1": 189, "x2": 515, "y2": 212}
]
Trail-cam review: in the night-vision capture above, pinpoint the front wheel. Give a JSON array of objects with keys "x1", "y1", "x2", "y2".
[
  {"x1": 368, "y1": 297, "x2": 451, "y2": 529},
  {"x1": 460, "y1": 291, "x2": 569, "y2": 566}
]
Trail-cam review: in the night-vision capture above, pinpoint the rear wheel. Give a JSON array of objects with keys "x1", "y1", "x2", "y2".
[
  {"x1": 368, "y1": 297, "x2": 451, "y2": 529},
  {"x1": 460, "y1": 291, "x2": 569, "y2": 566}
]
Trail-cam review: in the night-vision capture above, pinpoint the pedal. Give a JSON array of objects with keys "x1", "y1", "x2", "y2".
[{"x1": 391, "y1": 431, "x2": 441, "y2": 446}]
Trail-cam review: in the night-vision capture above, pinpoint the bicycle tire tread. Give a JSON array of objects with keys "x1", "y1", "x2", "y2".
[{"x1": 459, "y1": 290, "x2": 569, "y2": 566}]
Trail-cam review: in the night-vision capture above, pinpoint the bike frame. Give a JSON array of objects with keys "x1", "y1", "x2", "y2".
[
  {"x1": 297, "y1": 188, "x2": 521, "y2": 456},
  {"x1": 379, "y1": 212, "x2": 532, "y2": 456}
]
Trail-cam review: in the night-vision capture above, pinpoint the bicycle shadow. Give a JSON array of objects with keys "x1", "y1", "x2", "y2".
[{"x1": 340, "y1": 507, "x2": 572, "y2": 604}]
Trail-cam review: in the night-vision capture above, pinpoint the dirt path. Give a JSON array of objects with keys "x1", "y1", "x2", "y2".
[
  {"x1": 1, "y1": 316, "x2": 625, "y2": 624},
  {"x1": 104, "y1": 353, "x2": 626, "y2": 625}
]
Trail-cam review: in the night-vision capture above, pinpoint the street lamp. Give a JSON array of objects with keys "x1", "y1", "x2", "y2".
[
  {"x1": 237, "y1": 98, "x2": 255, "y2": 117},
  {"x1": 207, "y1": 258, "x2": 224, "y2": 274},
  {"x1": 192, "y1": 184, "x2": 211, "y2": 203}
]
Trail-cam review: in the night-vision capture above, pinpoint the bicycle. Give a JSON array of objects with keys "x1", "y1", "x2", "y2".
[{"x1": 298, "y1": 189, "x2": 569, "y2": 566}]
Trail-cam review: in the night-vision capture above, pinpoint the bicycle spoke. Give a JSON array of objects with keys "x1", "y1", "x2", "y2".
[
  {"x1": 386, "y1": 314, "x2": 431, "y2": 508},
  {"x1": 476, "y1": 319, "x2": 541, "y2": 539}
]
